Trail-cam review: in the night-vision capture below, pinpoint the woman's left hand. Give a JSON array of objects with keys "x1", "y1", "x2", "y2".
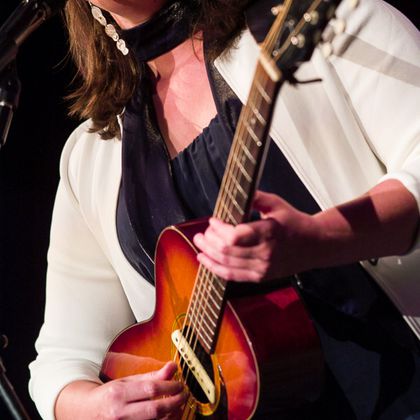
[
  {"x1": 193, "y1": 180, "x2": 420, "y2": 283},
  {"x1": 193, "y1": 190, "x2": 323, "y2": 282}
]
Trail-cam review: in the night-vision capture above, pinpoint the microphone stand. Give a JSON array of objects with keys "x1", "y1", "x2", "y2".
[
  {"x1": 0, "y1": 62, "x2": 21, "y2": 150},
  {"x1": 0, "y1": 335, "x2": 31, "y2": 420},
  {"x1": 0, "y1": 27, "x2": 27, "y2": 415},
  {"x1": 0, "y1": 0, "x2": 66, "y2": 75},
  {"x1": 0, "y1": 1, "x2": 49, "y2": 416},
  {"x1": 0, "y1": 0, "x2": 66, "y2": 150}
]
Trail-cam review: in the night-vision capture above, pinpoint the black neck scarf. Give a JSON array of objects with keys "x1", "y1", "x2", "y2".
[
  {"x1": 122, "y1": 0, "x2": 199, "y2": 62},
  {"x1": 117, "y1": 1, "x2": 199, "y2": 282}
]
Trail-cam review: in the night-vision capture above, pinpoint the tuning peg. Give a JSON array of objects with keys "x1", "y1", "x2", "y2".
[
  {"x1": 321, "y1": 42, "x2": 333, "y2": 58},
  {"x1": 347, "y1": 0, "x2": 359, "y2": 9},
  {"x1": 304, "y1": 11, "x2": 319, "y2": 25},
  {"x1": 271, "y1": 5, "x2": 283, "y2": 16},
  {"x1": 291, "y1": 34, "x2": 306, "y2": 48},
  {"x1": 330, "y1": 18, "x2": 346, "y2": 34}
]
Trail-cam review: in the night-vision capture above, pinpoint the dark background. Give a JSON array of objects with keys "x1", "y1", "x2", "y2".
[{"x1": 0, "y1": 1, "x2": 418, "y2": 419}]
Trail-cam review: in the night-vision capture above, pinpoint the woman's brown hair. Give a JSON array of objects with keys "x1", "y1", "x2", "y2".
[{"x1": 64, "y1": 0, "x2": 249, "y2": 139}]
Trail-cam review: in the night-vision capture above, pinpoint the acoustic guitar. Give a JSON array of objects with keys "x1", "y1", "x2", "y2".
[{"x1": 101, "y1": 0, "x2": 345, "y2": 417}]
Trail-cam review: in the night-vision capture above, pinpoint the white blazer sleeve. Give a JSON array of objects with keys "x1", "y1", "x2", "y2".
[
  {"x1": 330, "y1": 0, "x2": 420, "y2": 247},
  {"x1": 28, "y1": 126, "x2": 136, "y2": 420}
]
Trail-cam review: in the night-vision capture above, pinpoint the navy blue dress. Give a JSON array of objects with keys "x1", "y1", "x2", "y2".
[{"x1": 116, "y1": 2, "x2": 420, "y2": 418}]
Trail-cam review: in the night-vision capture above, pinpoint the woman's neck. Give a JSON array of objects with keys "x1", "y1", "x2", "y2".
[
  {"x1": 109, "y1": 0, "x2": 167, "y2": 29},
  {"x1": 148, "y1": 35, "x2": 203, "y2": 81}
]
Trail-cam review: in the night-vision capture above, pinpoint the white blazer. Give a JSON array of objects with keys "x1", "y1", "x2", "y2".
[{"x1": 29, "y1": 1, "x2": 420, "y2": 418}]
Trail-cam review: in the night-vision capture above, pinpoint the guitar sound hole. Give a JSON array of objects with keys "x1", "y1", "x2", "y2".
[{"x1": 179, "y1": 326, "x2": 215, "y2": 405}]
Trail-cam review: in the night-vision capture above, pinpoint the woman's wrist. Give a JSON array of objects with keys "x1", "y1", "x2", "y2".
[{"x1": 55, "y1": 380, "x2": 102, "y2": 420}]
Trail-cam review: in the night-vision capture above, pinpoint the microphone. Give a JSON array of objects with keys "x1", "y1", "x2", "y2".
[
  {"x1": 0, "y1": 0, "x2": 65, "y2": 149},
  {"x1": 0, "y1": 0, "x2": 67, "y2": 73}
]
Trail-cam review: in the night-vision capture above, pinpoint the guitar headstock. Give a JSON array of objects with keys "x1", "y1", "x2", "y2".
[{"x1": 262, "y1": 0, "x2": 353, "y2": 73}]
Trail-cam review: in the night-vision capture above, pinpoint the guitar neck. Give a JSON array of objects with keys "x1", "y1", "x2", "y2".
[
  {"x1": 186, "y1": 0, "x2": 342, "y2": 353},
  {"x1": 187, "y1": 59, "x2": 283, "y2": 354},
  {"x1": 214, "y1": 59, "x2": 282, "y2": 225}
]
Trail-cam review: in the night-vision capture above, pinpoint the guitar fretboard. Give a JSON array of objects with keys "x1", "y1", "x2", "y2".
[
  {"x1": 183, "y1": 0, "x2": 338, "y2": 353},
  {"x1": 187, "y1": 59, "x2": 282, "y2": 353}
]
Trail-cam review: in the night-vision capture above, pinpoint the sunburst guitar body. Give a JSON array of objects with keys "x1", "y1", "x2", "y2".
[
  {"x1": 100, "y1": 0, "x2": 349, "y2": 416},
  {"x1": 101, "y1": 219, "x2": 323, "y2": 418}
]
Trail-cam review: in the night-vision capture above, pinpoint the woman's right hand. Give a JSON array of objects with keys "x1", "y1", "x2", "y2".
[{"x1": 56, "y1": 362, "x2": 187, "y2": 419}]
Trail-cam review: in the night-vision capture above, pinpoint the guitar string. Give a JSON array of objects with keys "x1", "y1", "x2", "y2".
[
  {"x1": 186, "y1": 0, "x2": 325, "y2": 399},
  {"x1": 173, "y1": 54, "x2": 270, "y2": 411},
  {"x1": 214, "y1": 0, "x2": 294, "y2": 228},
  {"x1": 177, "y1": 0, "x2": 331, "y2": 414},
  {"x1": 176, "y1": 270, "x2": 208, "y2": 418},
  {"x1": 176, "y1": 18, "x2": 278, "y2": 382},
  {"x1": 177, "y1": 50, "x2": 274, "y2": 410},
  {"x1": 178, "y1": 64, "x2": 270, "y2": 401},
  {"x1": 177, "y1": 36, "x2": 280, "y2": 420},
  {"x1": 183, "y1": 0, "x2": 327, "y2": 412},
  {"x1": 175, "y1": 264, "x2": 224, "y2": 396},
  {"x1": 178, "y1": 7, "x2": 295, "y2": 401},
  {"x1": 174, "y1": 267, "x2": 206, "y2": 390},
  {"x1": 186, "y1": 74, "x2": 266, "y2": 354},
  {"x1": 175, "y1": 94, "x2": 265, "y2": 389},
  {"x1": 178, "y1": 268, "x2": 217, "y2": 392},
  {"x1": 175, "y1": 93, "x2": 258, "y2": 401},
  {"x1": 181, "y1": 396, "x2": 195, "y2": 420},
  {"x1": 175, "y1": 0, "x2": 297, "y2": 409},
  {"x1": 178, "y1": 0, "x2": 295, "y2": 385},
  {"x1": 178, "y1": 66, "x2": 281, "y2": 418},
  {"x1": 269, "y1": 0, "x2": 323, "y2": 66}
]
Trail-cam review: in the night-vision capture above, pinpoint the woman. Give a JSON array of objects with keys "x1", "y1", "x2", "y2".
[{"x1": 29, "y1": 0, "x2": 420, "y2": 419}]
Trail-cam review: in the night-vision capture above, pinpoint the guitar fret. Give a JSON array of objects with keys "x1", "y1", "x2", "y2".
[
  {"x1": 211, "y1": 291, "x2": 223, "y2": 306},
  {"x1": 198, "y1": 274, "x2": 223, "y2": 304},
  {"x1": 206, "y1": 274, "x2": 225, "y2": 300},
  {"x1": 209, "y1": 295, "x2": 222, "y2": 312},
  {"x1": 205, "y1": 284, "x2": 223, "y2": 308},
  {"x1": 250, "y1": 104, "x2": 267, "y2": 125},
  {"x1": 213, "y1": 275, "x2": 226, "y2": 292},
  {"x1": 188, "y1": 274, "x2": 225, "y2": 345},
  {"x1": 239, "y1": 138, "x2": 257, "y2": 165},
  {"x1": 244, "y1": 121, "x2": 263, "y2": 147},
  {"x1": 224, "y1": 187, "x2": 244, "y2": 216},
  {"x1": 255, "y1": 80, "x2": 272, "y2": 104},
  {"x1": 186, "y1": 7, "x2": 283, "y2": 355},
  {"x1": 194, "y1": 330, "x2": 211, "y2": 352},
  {"x1": 187, "y1": 302, "x2": 200, "y2": 324},
  {"x1": 233, "y1": 157, "x2": 252, "y2": 183},
  {"x1": 231, "y1": 176, "x2": 247, "y2": 200},
  {"x1": 197, "y1": 323, "x2": 213, "y2": 345},
  {"x1": 196, "y1": 284, "x2": 221, "y2": 319},
  {"x1": 193, "y1": 307, "x2": 217, "y2": 333},
  {"x1": 220, "y1": 202, "x2": 238, "y2": 224},
  {"x1": 204, "y1": 312, "x2": 217, "y2": 329},
  {"x1": 189, "y1": 295, "x2": 202, "y2": 314},
  {"x1": 212, "y1": 288, "x2": 223, "y2": 302},
  {"x1": 202, "y1": 299, "x2": 218, "y2": 320},
  {"x1": 188, "y1": 310, "x2": 214, "y2": 340},
  {"x1": 201, "y1": 268, "x2": 225, "y2": 294}
]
